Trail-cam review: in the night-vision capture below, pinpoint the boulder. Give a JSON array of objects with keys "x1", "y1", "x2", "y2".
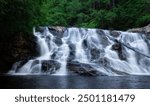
[
  {"x1": 41, "y1": 60, "x2": 61, "y2": 74},
  {"x1": 90, "y1": 48, "x2": 101, "y2": 60},
  {"x1": 144, "y1": 24, "x2": 150, "y2": 33},
  {"x1": 112, "y1": 42, "x2": 127, "y2": 60},
  {"x1": 67, "y1": 61, "x2": 106, "y2": 76},
  {"x1": 112, "y1": 42, "x2": 122, "y2": 51},
  {"x1": 128, "y1": 23, "x2": 150, "y2": 34},
  {"x1": 108, "y1": 66, "x2": 130, "y2": 75},
  {"x1": 48, "y1": 26, "x2": 66, "y2": 38},
  {"x1": 110, "y1": 31, "x2": 121, "y2": 37},
  {"x1": 98, "y1": 57, "x2": 110, "y2": 66},
  {"x1": 48, "y1": 26, "x2": 66, "y2": 32},
  {"x1": 127, "y1": 28, "x2": 144, "y2": 33}
]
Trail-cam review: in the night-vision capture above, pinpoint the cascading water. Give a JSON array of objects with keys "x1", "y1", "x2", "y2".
[{"x1": 9, "y1": 27, "x2": 150, "y2": 76}]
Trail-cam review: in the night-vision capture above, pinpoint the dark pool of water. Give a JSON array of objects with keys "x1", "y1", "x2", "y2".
[{"x1": 0, "y1": 75, "x2": 150, "y2": 89}]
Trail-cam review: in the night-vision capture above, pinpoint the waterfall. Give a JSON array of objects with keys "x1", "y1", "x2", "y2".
[{"x1": 9, "y1": 27, "x2": 150, "y2": 76}]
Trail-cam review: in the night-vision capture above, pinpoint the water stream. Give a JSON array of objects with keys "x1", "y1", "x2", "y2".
[{"x1": 9, "y1": 27, "x2": 150, "y2": 75}]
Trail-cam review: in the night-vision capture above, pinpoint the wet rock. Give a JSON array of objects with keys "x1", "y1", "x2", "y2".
[
  {"x1": 112, "y1": 42, "x2": 127, "y2": 60},
  {"x1": 146, "y1": 34, "x2": 150, "y2": 40},
  {"x1": 67, "y1": 61, "x2": 106, "y2": 76},
  {"x1": 109, "y1": 67, "x2": 130, "y2": 75},
  {"x1": 112, "y1": 42, "x2": 122, "y2": 51},
  {"x1": 35, "y1": 27, "x2": 46, "y2": 33},
  {"x1": 79, "y1": 28, "x2": 88, "y2": 38},
  {"x1": 96, "y1": 29, "x2": 110, "y2": 47},
  {"x1": 31, "y1": 60, "x2": 40, "y2": 68},
  {"x1": 45, "y1": 36, "x2": 51, "y2": 42},
  {"x1": 51, "y1": 52, "x2": 57, "y2": 60},
  {"x1": 128, "y1": 23, "x2": 150, "y2": 34},
  {"x1": 14, "y1": 59, "x2": 28, "y2": 72},
  {"x1": 101, "y1": 36, "x2": 110, "y2": 47},
  {"x1": 48, "y1": 26, "x2": 66, "y2": 38},
  {"x1": 98, "y1": 57, "x2": 129, "y2": 75},
  {"x1": 67, "y1": 44, "x2": 76, "y2": 62},
  {"x1": 96, "y1": 29, "x2": 105, "y2": 35},
  {"x1": 110, "y1": 31, "x2": 121, "y2": 37},
  {"x1": 144, "y1": 24, "x2": 150, "y2": 33},
  {"x1": 139, "y1": 58, "x2": 150, "y2": 71},
  {"x1": 90, "y1": 48, "x2": 100, "y2": 60},
  {"x1": 128, "y1": 28, "x2": 144, "y2": 33},
  {"x1": 82, "y1": 39, "x2": 88, "y2": 49},
  {"x1": 53, "y1": 37, "x2": 62, "y2": 46},
  {"x1": 41, "y1": 60, "x2": 61, "y2": 74},
  {"x1": 98, "y1": 57, "x2": 110, "y2": 66},
  {"x1": 48, "y1": 26, "x2": 66, "y2": 32}
]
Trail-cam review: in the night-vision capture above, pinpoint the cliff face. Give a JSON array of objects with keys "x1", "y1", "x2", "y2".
[{"x1": 0, "y1": 33, "x2": 39, "y2": 73}]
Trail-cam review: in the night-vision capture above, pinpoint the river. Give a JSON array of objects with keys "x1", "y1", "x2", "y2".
[{"x1": 0, "y1": 75, "x2": 150, "y2": 89}]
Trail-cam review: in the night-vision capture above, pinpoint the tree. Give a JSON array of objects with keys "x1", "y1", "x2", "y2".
[{"x1": 0, "y1": 0, "x2": 150, "y2": 33}]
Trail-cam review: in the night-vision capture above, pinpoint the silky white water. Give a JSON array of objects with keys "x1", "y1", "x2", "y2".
[{"x1": 9, "y1": 27, "x2": 150, "y2": 75}]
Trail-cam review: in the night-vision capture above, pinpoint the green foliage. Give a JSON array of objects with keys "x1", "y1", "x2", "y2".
[
  {"x1": 0, "y1": 0, "x2": 37, "y2": 33},
  {"x1": 136, "y1": 15, "x2": 150, "y2": 26},
  {"x1": 0, "y1": 0, "x2": 150, "y2": 34}
]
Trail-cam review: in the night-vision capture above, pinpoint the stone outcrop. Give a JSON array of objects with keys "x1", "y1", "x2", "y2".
[
  {"x1": 128, "y1": 24, "x2": 150, "y2": 34},
  {"x1": 41, "y1": 60, "x2": 61, "y2": 74},
  {"x1": 110, "y1": 31, "x2": 121, "y2": 37},
  {"x1": 48, "y1": 26, "x2": 66, "y2": 32},
  {"x1": 67, "y1": 61, "x2": 106, "y2": 76},
  {"x1": 111, "y1": 42, "x2": 127, "y2": 60}
]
